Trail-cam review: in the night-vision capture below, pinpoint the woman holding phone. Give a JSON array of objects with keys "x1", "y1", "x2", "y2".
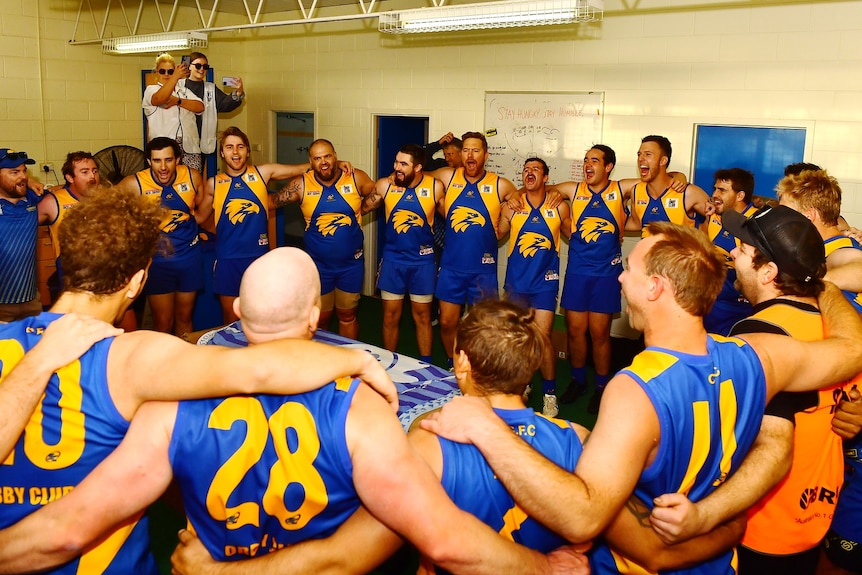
[
  {"x1": 178, "y1": 52, "x2": 246, "y2": 177},
  {"x1": 142, "y1": 53, "x2": 204, "y2": 168}
]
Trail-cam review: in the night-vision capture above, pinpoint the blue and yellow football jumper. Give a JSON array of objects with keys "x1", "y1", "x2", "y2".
[
  {"x1": 381, "y1": 174, "x2": 437, "y2": 264},
  {"x1": 440, "y1": 168, "x2": 502, "y2": 274},
  {"x1": 300, "y1": 172, "x2": 365, "y2": 272},
  {"x1": 170, "y1": 378, "x2": 361, "y2": 561},
  {"x1": 823, "y1": 234, "x2": 862, "y2": 313},
  {"x1": 0, "y1": 312, "x2": 157, "y2": 574},
  {"x1": 567, "y1": 181, "x2": 627, "y2": 277},
  {"x1": 420, "y1": 407, "x2": 583, "y2": 575},
  {"x1": 632, "y1": 182, "x2": 696, "y2": 234},
  {"x1": 213, "y1": 166, "x2": 270, "y2": 260},
  {"x1": 590, "y1": 335, "x2": 767, "y2": 575},
  {"x1": 504, "y1": 193, "x2": 562, "y2": 295},
  {"x1": 136, "y1": 165, "x2": 200, "y2": 259}
]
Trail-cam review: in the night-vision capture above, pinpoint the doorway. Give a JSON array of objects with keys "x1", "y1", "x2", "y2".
[{"x1": 275, "y1": 112, "x2": 315, "y2": 247}]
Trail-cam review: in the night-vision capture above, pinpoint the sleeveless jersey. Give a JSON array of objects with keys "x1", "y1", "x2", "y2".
[
  {"x1": 420, "y1": 408, "x2": 583, "y2": 575},
  {"x1": 632, "y1": 182, "x2": 696, "y2": 234},
  {"x1": 831, "y1": 414, "x2": 862, "y2": 543},
  {"x1": 730, "y1": 299, "x2": 849, "y2": 554},
  {"x1": 567, "y1": 181, "x2": 626, "y2": 277},
  {"x1": 136, "y1": 165, "x2": 200, "y2": 260},
  {"x1": 440, "y1": 169, "x2": 502, "y2": 274},
  {"x1": 590, "y1": 335, "x2": 767, "y2": 575},
  {"x1": 0, "y1": 312, "x2": 156, "y2": 574},
  {"x1": 300, "y1": 172, "x2": 365, "y2": 270},
  {"x1": 213, "y1": 166, "x2": 270, "y2": 260},
  {"x1": 823, "y1": 235, "x2": 862, "y2": 313},
  {"x1": 170, "y1": 378, "x2": 361, "y2": 561},
  {"x1": 504, "y1": 193, "x2": 562, "y2": 294},
  {"x1": 45, "y1": 185, "x2": 82, "y2": 259},
  {"x1": 382, "y1": 174, "x2": 437, "y2": 264},
  {"x1": 0, "y1": 189, "x2": 39, "y2": 304}
]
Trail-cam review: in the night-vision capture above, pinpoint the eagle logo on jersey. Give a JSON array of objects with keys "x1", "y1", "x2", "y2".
[
  {"x1": 392, "y1": 209, "x2": 423, "y2": 234},
  {"x1": 225, "y1": 199, "x2": 260, "y2": 224},
  {"x1": 579, "y1": 217, "x2": 614, "y2": 243},
  {"x1": 450, "y1": 206, "x2": 486, "y2": 233},
  {"x1": 316, "y1": 213, "x2": 352, "y2": 236},
  {"x1": 162, "y1": 210, "x2": 189, "y2": 233},
  {"x1": 518, "y1": 232, "x2": 551, "y2": 258}
]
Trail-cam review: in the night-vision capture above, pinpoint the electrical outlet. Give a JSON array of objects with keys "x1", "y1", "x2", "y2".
[{"x1": 42, "y1": 163, "x2": 54, "y2": 174}]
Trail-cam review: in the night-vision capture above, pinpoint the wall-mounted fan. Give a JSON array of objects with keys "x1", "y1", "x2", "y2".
[{"x1": 93, "y1": 145, "x2": 147, "y2": 185}]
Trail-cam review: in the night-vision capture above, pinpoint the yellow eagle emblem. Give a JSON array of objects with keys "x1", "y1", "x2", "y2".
[
  {"x1": 392, "y1": 209, "x2": 423, "y2": 234},
  {"x1": 518, "y1": 232, "x2": 550, "y2": 258},
  {"x1": 450, "y1": 206, "x2": 486, "y2": 233},
  {"x1": 316, "y1": 212, "x2": 352, "y2": 237},
  {"x1": 225, "y1": 199, "x2": 260, "y2": 225},
  {"x1": 579, "y1": 217, "x2": 613, "y2": 243},
  {"x1": 161, "y1": 210, "x2": 189, "y2": 233}
]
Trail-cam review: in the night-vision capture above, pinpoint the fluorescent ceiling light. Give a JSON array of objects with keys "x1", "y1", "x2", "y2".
[
  {"x1": 102, "y1": 32, "x2": 208, "y2": 55},
  {"x1": 379, "y1": 0, "x2": 602, "y2": 34}
]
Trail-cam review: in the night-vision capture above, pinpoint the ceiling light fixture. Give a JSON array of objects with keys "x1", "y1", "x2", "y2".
[
  {"x1": 379, "y1": 0, "x2": 602, "y2": 34},
  {"x1": 102, "y1": 31, "x2": 208, "y2": 55}
]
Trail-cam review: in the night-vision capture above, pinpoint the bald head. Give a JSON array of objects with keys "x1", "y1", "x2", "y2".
[{"x1": 235, "y1": 248, "x2": 321, "y2": 343}]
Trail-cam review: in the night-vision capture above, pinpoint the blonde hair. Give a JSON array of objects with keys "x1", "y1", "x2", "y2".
[
  {"x1": 776, "y1": 170, "x2": 843, "y2": 227},
  {"x1": 153, "y1": 53, "x2": 175, "y2": 71}
]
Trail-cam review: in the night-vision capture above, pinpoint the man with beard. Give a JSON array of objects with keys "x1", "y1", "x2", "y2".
[
  {"x1": 0, "y1": 249, "x2": 587, "y2": 575},
  {"x1": 549, "y1": 145, "x2": 686, "y2": 413},
  {"x1": 498, "y1": 158, "x2": 571, "y2": 416},
  {"x1": 428, "y1": 131, "x2": 518, "y2": 370},
  {"x1": 702, "y1": 168, "x2": 759, "y2": 335},
  {"x1": 116, "y1": 137, "x2": 208, "y2": 336},
  {"x1": 362, "y1": 144, "x2": 444, "y2": 362},
  {"x1": 649, "y1": 205, "x2": 859, "y2": 575},
  {"x1": 629, "y1": 135, "x2": 713, "y2": 233},
  {"x1": 38, "y1": 151, "x2": 104, "y2": 302},
  {"x1": 421, "y1": 221, "x2": 862, "y2": 575},
  {"x1": 208, "y1": 128, "x2": 347, "y2": 325},
  {"x1": 0, "y1": 147, "x2": 41, "y2": 321},
  {"x1": 278, "y1": 138, "x2": 375, "y2": 339}
]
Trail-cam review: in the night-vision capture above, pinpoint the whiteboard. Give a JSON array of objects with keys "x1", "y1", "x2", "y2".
[{"x1": 484, "y1": 91, "x2": 604, "y2": 186}]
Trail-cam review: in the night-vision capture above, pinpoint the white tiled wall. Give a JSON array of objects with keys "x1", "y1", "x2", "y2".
[{"x1": 2, "y1": 0, "x2": 861, "y2": 227}]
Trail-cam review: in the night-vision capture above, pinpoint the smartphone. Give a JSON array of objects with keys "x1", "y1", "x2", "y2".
[
  {"x1": 222, "y1": 76, "x2": 239, "y2": 88},
  {"x1": 181, "y1": 55, "x2": 191, "y2": 68}
]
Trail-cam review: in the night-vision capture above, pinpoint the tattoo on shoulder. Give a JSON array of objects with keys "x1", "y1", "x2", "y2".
[{"x1": 273, "y1": 179, "x2": 303, "y2": 207}]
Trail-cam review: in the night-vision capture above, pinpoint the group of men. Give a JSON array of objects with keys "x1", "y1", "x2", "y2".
[{"x1": 3, "y1": 122, "x2": 862, "y2": 575}]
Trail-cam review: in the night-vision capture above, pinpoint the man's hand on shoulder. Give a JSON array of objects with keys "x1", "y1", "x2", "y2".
[
  {"x1": 419, "y1": 395, "x2": 501, "y2": 444},
  {"x1": 34, "y1": 314, "x2": 124, "y2": 371},
  {"x1": 505, "y1": 191, "x2": 526, "y2": 212}
]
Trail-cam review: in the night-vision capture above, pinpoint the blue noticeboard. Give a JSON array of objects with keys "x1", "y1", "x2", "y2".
[{"x1": 692, "y1": 125, "x2": 807, "y2": 199}]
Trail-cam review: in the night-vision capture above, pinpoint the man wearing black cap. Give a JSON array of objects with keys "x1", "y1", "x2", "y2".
[
  {"x1": 0, "y1": 148, "x2": 41, "y2": 322},
  {"x1": 649, "y1": 205, "x2": 861, "y2": 575},
  {"x1": 420, "y1": 219, "x2": 862, "y2": 575}
]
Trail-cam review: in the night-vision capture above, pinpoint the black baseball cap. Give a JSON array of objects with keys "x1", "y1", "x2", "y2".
[{"x1": 722, "y1": 205, "x2": 825, "y2": 283}]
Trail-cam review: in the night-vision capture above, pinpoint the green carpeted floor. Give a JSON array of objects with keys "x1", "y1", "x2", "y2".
[{"x1": 149, "y1": 295, "x2": 643, "y2": 573}]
